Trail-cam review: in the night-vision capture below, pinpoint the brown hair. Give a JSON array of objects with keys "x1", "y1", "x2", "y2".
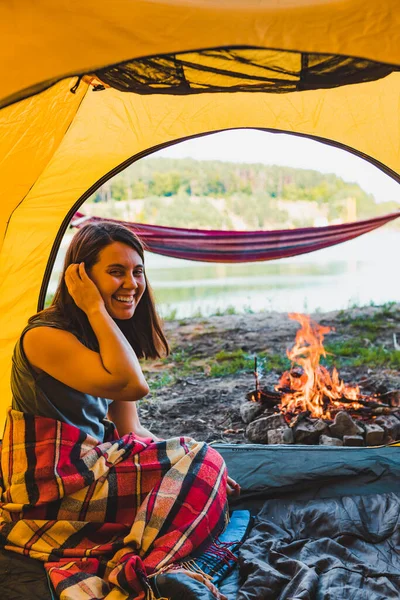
[{"x1": 30, "y1": 222, "x2": 169, "y2": 359}]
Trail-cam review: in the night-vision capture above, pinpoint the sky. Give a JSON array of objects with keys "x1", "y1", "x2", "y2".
[{"x1": 151, "y1": 129, "x2": 400, "y2": 205}]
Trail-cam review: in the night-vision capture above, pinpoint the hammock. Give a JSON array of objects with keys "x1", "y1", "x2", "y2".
[{"x1": 71, "y1": 211, "x2": 400, "y2": 263}]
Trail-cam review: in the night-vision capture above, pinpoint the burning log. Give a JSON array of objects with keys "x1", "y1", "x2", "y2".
[
  {"x1": 378, "y1": 390, "x2": 400, "y2": 408},
  {"x1": 322, "y1": 395, "x2": 390, "y2": 410},
  {"x1": 247, "y1": 383, "x2": 392, "y2": 416},
  {"x1": 246, "y1": 386, "x2": 282, "y2": 407},
  {"x1": 274, "y1": 314, "x2": 396, "y2": 423}
]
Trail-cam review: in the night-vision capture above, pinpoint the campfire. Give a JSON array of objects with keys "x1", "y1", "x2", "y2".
[{"x1": 242, "y1": 313, "x2": 400, "y2": 446}]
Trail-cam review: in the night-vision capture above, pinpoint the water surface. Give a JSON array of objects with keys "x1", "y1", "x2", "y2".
[
  {"x1": 49, "y1": 229, "x2": 400, "y2": 318},
  {"x1": 144, "y1": 230, "x2": 400, "y2": 318}
]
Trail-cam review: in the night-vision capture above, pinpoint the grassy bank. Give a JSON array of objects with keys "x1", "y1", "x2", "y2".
[{"x1": 143, "y1": 302, "x2": 400, "y2": 395}]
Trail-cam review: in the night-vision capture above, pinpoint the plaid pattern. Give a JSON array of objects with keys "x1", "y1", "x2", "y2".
[{"x1": 0, "y1": 409, "x2": 228, "y2": 599}]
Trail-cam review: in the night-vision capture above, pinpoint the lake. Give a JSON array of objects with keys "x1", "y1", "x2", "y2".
[{"x1": 50, "y1": 229, "x2": 400, "y2": 318}]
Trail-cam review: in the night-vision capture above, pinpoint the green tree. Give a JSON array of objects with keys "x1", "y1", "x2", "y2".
[
  {"x1": 111, "y1": 179, "x2": 128, "y2": 201},
  {"x1": 131, "y1": 180, "x2": 148, "y2": 199}
]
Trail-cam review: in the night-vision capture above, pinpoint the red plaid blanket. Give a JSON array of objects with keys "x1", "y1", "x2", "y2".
[{"x1": 0, "y1": 410, "x2": 228, "y2": 599}]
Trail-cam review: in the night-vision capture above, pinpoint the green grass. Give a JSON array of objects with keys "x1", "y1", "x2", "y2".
[
  {"x1": 146, "y1": 347, "x2": 292, "y2": 386},
  {"x1": 148, "y1": 372, "x2": 176, "y2": 390},
  {"x1": 324, "y1": 337, "x2": 400, "y2": 369},
  {"x1": 212, "y1": 305, "x2": 237, "y2": 317},
  {"x1": 208, "y1": 349, "x2": 291, "y2": 377},
  {"x1": 372, "y1": 300, "x2": 397, "y2": 316},
  {"x1": 161, "y1": 307, "x2": 178, "y2": 321},
  {"x1": 148, "y1": 330, "x2": 400, "y2": 387},
  {"x1": 262, "y1": 352, "x2": 292, "y2": 372},
  {"x1": 351, "y1": 347, "x2": 400, "y2": 368},
  {"x1": 209, "y1": 349, "x2": 253, "y2": 376},
  {"x1": 337, "y1": 302, "x2": 399, "y2": 326}
]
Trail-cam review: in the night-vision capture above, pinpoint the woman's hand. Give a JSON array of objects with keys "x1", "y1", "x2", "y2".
[
  {"x1": 65, "y1": 262, "x2": 105, "y2": 315},
  {"x1": 226, "y1": 475, "x2": 240, "y2": 498},
  {"x1": 133, "y1": 424, "x2": 163, "y2": 442}
]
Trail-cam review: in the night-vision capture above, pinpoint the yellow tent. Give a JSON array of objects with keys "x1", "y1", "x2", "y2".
[{"x1": 1, "y1": 0, "x2": 399, "y2": 430}]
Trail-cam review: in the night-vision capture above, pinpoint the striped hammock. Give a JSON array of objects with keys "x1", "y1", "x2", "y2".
[{"x1": 72, "y1": 211, "x2": 400, "y2": 263}]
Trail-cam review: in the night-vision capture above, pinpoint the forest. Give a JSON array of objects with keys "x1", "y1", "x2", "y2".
[{"x1": 88, "y1": 158, "x2": 399, "y2": 229}]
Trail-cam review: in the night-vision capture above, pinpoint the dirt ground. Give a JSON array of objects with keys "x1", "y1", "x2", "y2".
[{"x1": 139, "y1": 304, "x2": 400, "y2": 443}]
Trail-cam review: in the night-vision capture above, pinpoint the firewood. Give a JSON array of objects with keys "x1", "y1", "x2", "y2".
[
  {"x1": 329, "y1": 395, "x2": 390, "y2": 409},
  {"x1": 246, "y1": 387, "x2": 282, "y2": 406}
]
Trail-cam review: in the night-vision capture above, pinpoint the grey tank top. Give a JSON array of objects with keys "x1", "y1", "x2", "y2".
[{"x1": 11, "y1": 320, "x2": 112, "y2": 441}]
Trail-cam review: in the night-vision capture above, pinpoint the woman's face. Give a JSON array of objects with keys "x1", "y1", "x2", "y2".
[{"x1": 88, "y1": 241, "x2": 146, "y2": 320}]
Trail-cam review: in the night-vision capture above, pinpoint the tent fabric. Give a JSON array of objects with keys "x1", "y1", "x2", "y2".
[
  {"x1": 94, "y1": 48, "x2": 399, "y2": 95},
  {"x1": 215, "y1": 443, "x2": 400, "y2": 510},
  {"x1": 2, "y1": 1, "x2": 400, "y2": 108},
  {"x1": 0, "y1": 1, "x2": 400, "y2": 429},
  {"x1": 71, "y1": 211, "x2": 400, "y2": 263}
]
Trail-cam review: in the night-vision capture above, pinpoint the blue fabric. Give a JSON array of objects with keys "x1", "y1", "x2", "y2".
[{"x1": 196, "y1": 510, "x2": 252, "y2": 584}]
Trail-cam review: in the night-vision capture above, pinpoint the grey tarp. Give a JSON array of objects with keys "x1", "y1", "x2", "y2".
[
  {"x1": 216, "y1": 444, "x2": 400, "y2": 600},
  {"x1": 238, "y1": 491, "x2": 400, "y2": 599}
]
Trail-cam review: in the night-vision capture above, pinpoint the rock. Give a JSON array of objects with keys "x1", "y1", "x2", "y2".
[
  {"x1": 240, "y1": 401, "x2": 263, "y2": 424},
  {"x1": 375, "y1": 415, "x2": 400, "y2": 442},
  {"x1": 156, "y1": 399, "x2": 181, "y2": 416},
  {"x1": 343, "y1": 435, "x2": 364, "y2": 446},
  {"x1": 364, "y1": 423, "x2": 384, "y2": 446},
  {"x1": 245, "y1": 417, "x2": 269, "y2": 443},
  {"x1": 260, "y1": 413, "x2": 288, "y2": 430},
  {"x1": 246, "y1": 416, "x2": 288, "y2": 444},
  {"x1": 267, "y1": 428, "x2": 294, "y2": 444},
  {"x1": 319, "y1": 435, "x2": 343, "y2": 446},
  {"x1": 329, "y1": 411, "x2": 364, "y2": 439},
  {"x1": 294, "y1": 419, "x2": 328, "y2": 444}
]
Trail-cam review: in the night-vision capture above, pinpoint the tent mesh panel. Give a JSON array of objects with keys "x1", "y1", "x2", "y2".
[{"x1": 94, "y1": 47, "x2": 398, "y2": 94}]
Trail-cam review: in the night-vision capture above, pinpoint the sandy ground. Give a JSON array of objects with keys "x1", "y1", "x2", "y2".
[{"x1": 139, "y1": 305, "x2": 400, "y2": 444}]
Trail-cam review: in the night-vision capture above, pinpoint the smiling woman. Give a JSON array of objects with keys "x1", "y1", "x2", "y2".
[
  {"x1": 12, "y1": 226, "x2": 154, "y2": 449},
  {"x1": 3, "y1": 221, "x2": 237, "y2": 600}
]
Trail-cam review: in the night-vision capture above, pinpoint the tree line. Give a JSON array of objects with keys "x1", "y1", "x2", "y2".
[{"x1": 90, "y1": 158, "x2": 399, "y2": 229}]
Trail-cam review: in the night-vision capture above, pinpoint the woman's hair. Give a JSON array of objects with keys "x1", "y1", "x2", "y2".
[{"x1": 30, "y1": 221, "x2": 169, "y2": 359}]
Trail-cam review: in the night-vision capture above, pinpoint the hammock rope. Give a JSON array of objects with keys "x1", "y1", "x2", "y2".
[{"x1": 71, "y1": 211, "x2": 400, "y2": 263}]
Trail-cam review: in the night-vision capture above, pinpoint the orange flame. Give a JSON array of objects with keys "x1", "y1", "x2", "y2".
[{"x1": 276, "y1": 313, "x2": 362, "y2": 419}]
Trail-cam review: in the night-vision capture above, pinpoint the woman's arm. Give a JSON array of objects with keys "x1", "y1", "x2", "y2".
[{"x1": 108, "y1": 401, "x2": 160, "y2": 440}]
